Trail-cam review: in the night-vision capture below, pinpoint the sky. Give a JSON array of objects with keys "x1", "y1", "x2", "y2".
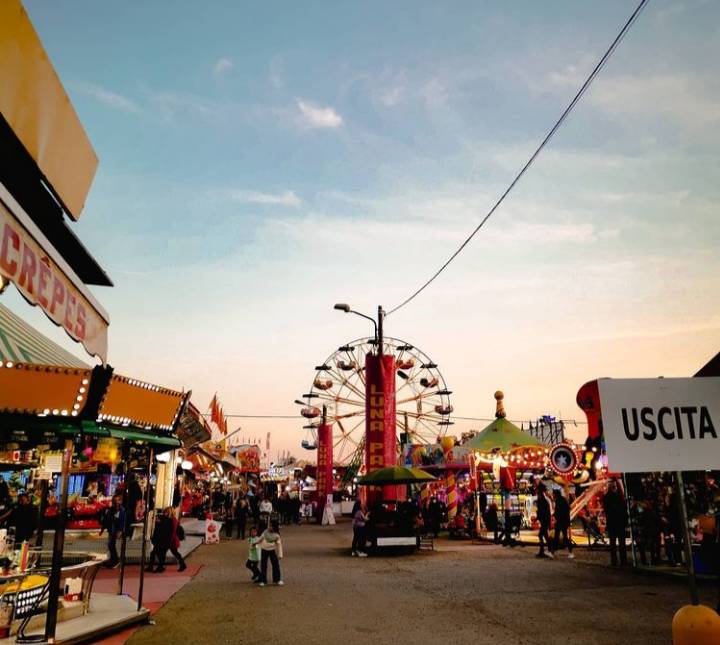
[{"x1": 8, "y1": 0, "x2": 720, "y2": 459}]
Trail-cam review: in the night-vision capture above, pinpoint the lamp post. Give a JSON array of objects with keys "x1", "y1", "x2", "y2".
[
  {"x1": 333, "y1": 304, "x2": 385, "y2": 353},
  {"x1": 333, "y1": 303, "x2": 395, "y2": 501}
]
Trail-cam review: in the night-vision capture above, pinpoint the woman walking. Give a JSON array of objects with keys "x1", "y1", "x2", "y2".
[
  {"x1": 236, "y1": 495, "x2": 249, "y2": 540},
  {"x1": 146, "y1": 507, "x2": 186, "y2": 573},
  {"x1": 351, "y1": 503, "x2": 369, "y2": 557},
  {"x1": 257, "y1": 519, "x2": 283, "y2": 586}
]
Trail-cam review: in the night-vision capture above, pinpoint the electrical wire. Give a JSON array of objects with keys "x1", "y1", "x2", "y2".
[
  {"x1": 201, "y1": 414, "x2": 298, "y2": 419},
  {"x1": 203, "y1": 412, "x2": 587, "y2": 424},
  {"x1": 386, "y1": 0, "x2": 651, "y2": 316}
]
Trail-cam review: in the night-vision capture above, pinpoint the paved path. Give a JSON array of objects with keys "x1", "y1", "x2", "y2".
[{"x1": 126, "y1": 520, "x2": 716, "y2": 645}]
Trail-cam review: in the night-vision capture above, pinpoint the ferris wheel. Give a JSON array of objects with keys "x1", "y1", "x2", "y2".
[{"x1": 298, "y1": 337, "x2": 453, "y2": 465}]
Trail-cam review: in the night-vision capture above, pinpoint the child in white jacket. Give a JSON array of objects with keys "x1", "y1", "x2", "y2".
[{"x1": 257, "y1": 519, "x2": 283, "y2": 586}]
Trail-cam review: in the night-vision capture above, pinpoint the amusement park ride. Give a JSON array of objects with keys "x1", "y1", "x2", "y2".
[{"x1": 296, "y1": 305, "x2": 452, "y2": 498}]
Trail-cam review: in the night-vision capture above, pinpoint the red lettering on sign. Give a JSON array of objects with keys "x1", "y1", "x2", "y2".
[
  {"x1": 0, "y1": 223, "x2": 20, "y2": 275},
  {"x1": 64, "y1": 291, "x2": 77, "y2": 331},
  {"x1": 19, "y1": 245, "x2": 38, "y2": 294},
  {"x1": 49, "y1": 275, "x2": 65, "y2": 314},
  {"x1": 75, "y1": 303, "x2": 86, "y2": 339},
  {"x1": 37, "y1": 260, "x2": 51, "y2": 308}
]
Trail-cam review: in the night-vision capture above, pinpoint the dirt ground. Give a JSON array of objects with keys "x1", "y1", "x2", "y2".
[{"x1": 126, "y1": 520, "x2": 717, "y2": 645}]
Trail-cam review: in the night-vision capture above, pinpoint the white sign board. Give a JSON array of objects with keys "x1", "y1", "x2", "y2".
[
  {"x1": 598, "y1": 378, "x2": 720, "y2": 473},
  {"x1": 205, "y1": 517, "x2": 221, "y2": 544}
]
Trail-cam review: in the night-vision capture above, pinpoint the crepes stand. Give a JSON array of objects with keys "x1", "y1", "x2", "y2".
[{"x1": 0, "y1": 360, "x2": 187, "y2": 642}]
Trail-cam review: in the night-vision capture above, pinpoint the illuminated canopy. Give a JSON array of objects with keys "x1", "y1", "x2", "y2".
[{"x1": 0, "y1": 360, "x2": 187, "y2": 444}]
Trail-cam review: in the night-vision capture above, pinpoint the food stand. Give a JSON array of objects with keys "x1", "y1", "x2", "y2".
[
  {"x1": 0, "y1": 360, "x2": 187, "y2": 643},
  {"x1": 358, "y1": 466, "x2": 436, "y2": 553}
]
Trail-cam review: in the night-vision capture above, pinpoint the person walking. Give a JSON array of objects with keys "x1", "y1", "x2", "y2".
[
  {"x1": 236, "y1": 495, "x2": 249, "y2": 540},
  {"x1": 427, "y1": 497, "x2": 442, "y2": 538},
  {"x1": 147, "y1": 507, "x2": 186, "y2": 573},
  {"x1": 100, "y1": 495, "x2": 125, "y2": 568},
  {"x1": 351, "y1": 503, "x2": 369, "y2": 557},
  {"x1": 224, "y1": 492, "x2": 234, "y2": 538},
  {"x1": 536, "y1": 483, "x2": 554, "y2": 559},
  {"x1": 246, "y1": 526, "x2": 262, "y2": 581},
  {"x1": 259, "y1": 497, "x2": 273, "y2": 530},
  {"x1": 2, "y1": 492, "x2": 38, "y2": 544},
  {"x1": 257, "y1": 519, "x2": 283, "y2": 586},
  {"x1": 551, "y1": 487, "x2": 574, "y2": 559},
  {"x1": 603, "y1": 479, "x2": 628, "y2": 566},
  {"x1": 485, "y1": 502, "x2": 499, "y2": 543}
]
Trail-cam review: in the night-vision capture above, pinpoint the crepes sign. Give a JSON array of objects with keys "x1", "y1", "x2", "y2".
[
  {"x1": 0, "y1": 200, "x2": 108, "y2": 362},
  {"x1": 598, "y1": 378, "x2": 720, "y2": 473}
]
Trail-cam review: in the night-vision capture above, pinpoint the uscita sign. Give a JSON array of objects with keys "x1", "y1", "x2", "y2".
[{"x1": 598, "y1": 378, "x2": 720, "y2": 473}]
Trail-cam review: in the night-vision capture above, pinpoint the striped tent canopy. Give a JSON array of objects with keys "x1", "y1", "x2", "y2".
[{"x1": 0, "y1": 303, "x2": 89, "y2": 368}]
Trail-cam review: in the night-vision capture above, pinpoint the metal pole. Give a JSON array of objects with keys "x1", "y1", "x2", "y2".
[
  {"x1": 44, "y1": 439, "x2": 73, "y2": 643},
  {"x1": 675, "y1": 470, "x2": 699, "y2": 605},
  {"x1": 117, "y1": 444, "x2": 131, "y2": 595},
  {"x1": 137, "y1": 446, "x2": 154, "y2": 612},
  {"x1": 622, "y1": 473, "x2": 637, "y2": 567},
  {"x1": 377, "y1": 305, "x2": 384, "y2": 355}
]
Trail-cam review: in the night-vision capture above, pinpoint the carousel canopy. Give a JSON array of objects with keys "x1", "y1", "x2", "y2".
[{"x1": 462, "y1": 391, "x2": 540, "y2": 455}]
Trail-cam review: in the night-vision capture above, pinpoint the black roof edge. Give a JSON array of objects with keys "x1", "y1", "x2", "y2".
[
  {"x1": 695, "y1": 351, "x2": 720, "y2": 377},
  {"x1": 0, "y1": 114, "x2": 113, "y2": 287}
]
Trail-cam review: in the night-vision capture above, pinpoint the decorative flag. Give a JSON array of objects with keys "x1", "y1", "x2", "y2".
[
  {"x1": 210, "y1": 394, "x2": 221, "y2": 426},
  {"x1": 209, "y1": 394, "x2": 228, "y2": 436}
]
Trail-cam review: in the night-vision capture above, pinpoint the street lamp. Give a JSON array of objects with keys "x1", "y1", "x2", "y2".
[{"x1": 333, "y1": 303, "x2": 385, "y2": 351}]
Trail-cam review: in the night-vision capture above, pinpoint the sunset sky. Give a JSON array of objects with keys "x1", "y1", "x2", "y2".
[{"x1": 9, "y1": 0, "x2": 719, "y2": 457}]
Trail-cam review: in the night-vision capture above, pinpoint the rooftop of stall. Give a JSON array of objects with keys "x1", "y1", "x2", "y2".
[{"x1": 0, "y1": 362, "x2": 187, "y2": 447}]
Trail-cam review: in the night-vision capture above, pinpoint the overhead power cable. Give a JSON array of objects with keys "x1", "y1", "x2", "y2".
[
  {"x1": 203, "y1": 412, "x2": 587, "y2": 425},
  {"x1": 386, "y1": 0, "x2": 651, "y2": 316}
]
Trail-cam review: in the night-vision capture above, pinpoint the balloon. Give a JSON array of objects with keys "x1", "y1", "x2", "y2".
[{"x1": 440, "y1": 436, "x2": 455, "y2": 453}]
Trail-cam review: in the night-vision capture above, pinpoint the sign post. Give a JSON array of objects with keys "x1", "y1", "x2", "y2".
[
  {"x1": 596, "y1": 375, "x2": 720, "y2": 630},
  {"x1": 598, "y1": 377, "x2": 720, "y2": 473},
  {"x1": 674, "y1": 470, "x2": 699, "y2": 605}
]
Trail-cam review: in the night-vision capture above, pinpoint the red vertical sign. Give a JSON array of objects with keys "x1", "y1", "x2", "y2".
[
  {"x1": 316, "y1": 424, "x2": 333, "y2": 514},
  {"x1": 365, "y1": 353, "x2": 397, "y2": 501}
]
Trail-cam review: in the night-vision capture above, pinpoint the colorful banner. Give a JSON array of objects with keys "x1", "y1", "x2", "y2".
[
  {"x1": 365, "y1": 353, "x2": 396, "y2": 500},
  {"x1": 0, "y1": 202, "x2": 109, "y2": 362},
  {"x1": 316, "y1": 424, "x2": 333, "y2": 512},
  {"x1": 234, "y1": 444, "x2": 260, "y2": 472}
]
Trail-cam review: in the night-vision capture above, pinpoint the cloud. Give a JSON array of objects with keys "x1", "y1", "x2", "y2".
[
  {"x1": 213, "y1": 57, "x2": 233, "y2": 77},
  {"x1": 586, "y1": 74, "x2": 720, "y2": 127},
  {"x1": 146, "y1": 90, "x2": 245, "y2": 122},
  {"x1": 418, "y1": 78, "x2": 449, "y2": 108},
  {"x1": 269, "y1": 56, "x2": 284, "y2": 89},
  {"x1": 539, "y1": 61, "x2": 720, "y2": 130},
  {"x1": 296, "y1": 100, "x2": 344, "y2": 129},
  {"x1": 231, "y1": 189, "x2": 302, "y2": 207},
  {"x1": 75, "y1": 83, "x2": 139, "y2": 113}
]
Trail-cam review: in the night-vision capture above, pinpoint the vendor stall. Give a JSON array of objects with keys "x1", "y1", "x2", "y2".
[{"x1": 0, "y1": 359, "x2": 187, "y2": 642}]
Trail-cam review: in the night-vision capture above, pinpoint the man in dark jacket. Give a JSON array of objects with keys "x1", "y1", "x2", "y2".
[
  {"x1": 536, "y1": 483, "x2": 553, "y2": 559},
  {"x1": 100, "y1": 495, "x2": 125, "y2": 567},
  {"x1": 4, "y1": 492, "x2": 37, "y2": 544},
  {"x1": 552, "y1": 487, "x2": 573, "y2": 558},
  {"x1": 603, "y1": 479, "x2": 628, "y2": 566}
]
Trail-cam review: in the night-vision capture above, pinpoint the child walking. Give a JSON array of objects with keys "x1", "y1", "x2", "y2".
[
  {"x1": 246, "y1": 526, "x2": 261, "y2": 581},
  {"x1": 257, "y1": 519, "x2": 283, "y2": 586}
]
